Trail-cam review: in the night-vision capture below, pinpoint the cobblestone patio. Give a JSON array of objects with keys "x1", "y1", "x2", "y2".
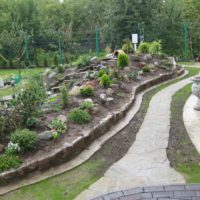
[{"x1": 92, "y1": 184, "x2": 200, "y2": 200}]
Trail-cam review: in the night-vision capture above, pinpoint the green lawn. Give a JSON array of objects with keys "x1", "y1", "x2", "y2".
[
  {"x1": 0, "y1": 68, "x2": 44, "y2": 98},
  {"x1": 177, "y1": 61, "x2": 195, "y2": 66},
  {"x1": 0, "y1": 67, "x2": 200, "y2": 200}
]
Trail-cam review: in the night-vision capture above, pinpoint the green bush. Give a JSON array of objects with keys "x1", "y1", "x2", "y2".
[
  {"x1": 73, "y1": 55, "x2": 91, "y2": 68},
  {"x1": 61, "y1": 85, "x2": 69, "y2": 108},
  {"x1": 80, "y1": 86, "x2": 95, "y2": 97},
  {"x1": 9, "y1": 75, "x2": 47, "y2": 124},
  {"x1": 138, "y1": 42, "x2": 150, "y2": 53},
  {"x1": 122, "y1": 39, "x2": 134, "y2": 54},
  {"x1": 117, "y1": 53, "x2": 129, "y2": 69},
  {"x1": 0, "y1": 154, "x2": 21, "y2": 172},
  {"x1": 43, "y1": 57, "x2": 48, "y2": 68},
  {"x1": 99, "y1": 74, "x2": 112, "y2": 88},
  {"x1": 69, "y1": 108, "x2": 91, "y2": 124},
  {"x1": 149, "y1": 41, "x2": 162, "y2": 55},
  {"x1": 26, "y1": 117, "x2": 39, "y2": 128},
  {"x1": 5, "y1": 142, "x2": 21, "y2": 155},
  {"x1": 142, "y1": 65, "x2": 151, "y2": 73},
  {"x1": 57, "y1": 65, "x2": 65, "y2": 73},
  {"x1": 49, "y1": 119, "x2": 67, "y2": 136},
  {"x1": 97, "y1": 68, "x2": 109, "y2": 77},
  {"x1": 0, "y1": 108, "x2": 22, "y2": 136},
  {"x1": 80, "y1": 101, "x2": 94, "y2": 110},
  {"x1": 11, "y1": 129, "x2": 38, "y2": 153}
]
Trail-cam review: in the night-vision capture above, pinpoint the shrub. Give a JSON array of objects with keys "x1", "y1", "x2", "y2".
[
  {"x1": 138, "y1": 42, "x2": 150, "y2": 53},
  {"x1": 80, "y1": 86, "x2": 95, "y2": 97},
  {"x1": 128, "y1": 70, "x2": 140, "y2": 80},
  {"x1": 57, "y1": 65, "x2": 65, "y2": 73},
  {"x1": 9, "y1": 75, "x2": 47, "y2": 124},
  {"x1": 26, "y1": 117, "x2": 39, "y2": 128},
  {"x1": 99, "y1": 74, "x2": 112, "y2": 88},
  {"x1": 11, "y1": 129, "x2": 38, "y2": 153},
  {"x1": 149, "y1": 41, "x2": 162, "y2": 55},
  {"x1": 0, "y1": 154, "x2": 21, "y2": 172},
  {"x1": 97, "y1": 68, "x2": 109, "y2": 77},
  {"x1": 122, "y1": 39, "x2": 134, "y2": 54},
  {"x1": 5, "y1": 142, "x2": 20, "y2": 155},
  {"x1": 73, "y1": 55, "x2": 91, "y2": 68},
  {"x1": 61, "y1": 85, "x2": 69, "y2": 108},
  {"x1": 80, "y1": 101, "x2": 94, "y2": 110},
  {"x1": 0, "y1": 108, "x2": 22, "y2": 136},
  {"x1": 142, "y1": 65, "x2": 151, "y2": 73},
  {"x1": 43, "y1": 57, "x2": 48, "y2": 68},
  {"x1": 49, "y1": 119, "x2": 67, "y2": 136},
  {"x1": 117, "y1": 53, "x2": 129, "y2": 69},
  {"x1": 69, "y1": 108, "x2": 91, "y2": 124}
]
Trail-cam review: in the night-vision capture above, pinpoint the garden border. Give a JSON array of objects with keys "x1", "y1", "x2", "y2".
[{"x1": 0, "y1": 68, "x2": 185, "y2": 186}]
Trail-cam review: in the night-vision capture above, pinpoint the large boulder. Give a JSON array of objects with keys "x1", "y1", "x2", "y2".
[{"x1": 38, "y1": 131, "x2": 53, "y2": 141}]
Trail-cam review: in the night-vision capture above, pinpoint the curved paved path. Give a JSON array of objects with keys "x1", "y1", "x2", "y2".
[
  {"x1": 91, "y1": 184, "x2": 200, "y2": 200},
  {"x1": 75, "y1": 77, "x2": 196, "y2": 200}
]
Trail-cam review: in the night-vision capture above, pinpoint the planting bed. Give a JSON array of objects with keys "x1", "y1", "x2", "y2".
[{"x1": 0, "y1": 53, "x2": 184, "y2": 185}]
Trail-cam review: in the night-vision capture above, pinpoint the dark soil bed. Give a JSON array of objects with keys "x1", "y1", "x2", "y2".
[{"x1": 167, "y1": 83, "x2": 200, "y2": 181}]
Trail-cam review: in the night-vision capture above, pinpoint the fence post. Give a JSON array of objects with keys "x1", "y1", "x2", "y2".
[
  {"x1": 95, "y1": 26, "x2": 99, "y2": 57},
  {"x1": 58, "y1": 32, "x2": 63, "y2": 65},
  {"x1": 24, "y1": 33, "x2": 29, "y2": 65}
]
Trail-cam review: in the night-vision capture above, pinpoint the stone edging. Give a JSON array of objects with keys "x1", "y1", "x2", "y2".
[
  {"x1": 91, "y1": 184, "x2": 200, "y2": 200},
  {"x1": 0, "y1": 68, "x2": 185, "y2": 186}
]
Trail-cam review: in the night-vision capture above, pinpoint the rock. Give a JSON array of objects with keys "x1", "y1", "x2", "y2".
[
  {"x1": 69, "y1": 86, "x2": 81, "y2": 96},
  {"x1": 106, "y1": 88, "x2": 114, "y2": 96},
  {"x1": 124, "y1": 67, "x2": 131, "y2": 72},
  {"x1": 48, "y1": 71, "x2": 57, "y2": 79},
  {"x1": 100, "y1": 93, "x2": 107, "y2": 102},
  {"x1": 106, "y1": 97, "x2": 114, "y2": 105},
  {"x1": 112, "y1": 84, "x2": 119, "y2": 90},
  {"x1": 130, "y1": 55, "x2": 141, "y2": 62},
  {"x1": 123, "y1": 75, "x2": 130, "y2": 82},
  {"x1": 83, "y1": 98, "x2": 94, "y2": 104},
  {"x1": 0, "y1": 144, "x2": 5, "y2": 153},
  {"x1": 143, "y1": 54, "x2": 153, "y2": 62},
  {"x1": 57, "y1": 115, "x2": 67, "y2": 123},
  {"x1": 91, "y1": 106, "x2": 99, "y2": 114},
  {"x1": 47, "y1": 91, "x2": 53, "y2": 96},
  {"x1": 38, "y1": 131, "x2": 53, "y2": 141},
  {"x1": 51, "y1": 87, "x2": 60, "y2": 93},
  {"x1": 105, "y1": 54, "x2": 114, "y2": 59},
  {"x1": 0, "y1": 79, "x2": 4, "y2": 88}
]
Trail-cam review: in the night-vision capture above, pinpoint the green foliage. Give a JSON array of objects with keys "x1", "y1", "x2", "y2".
[
  {"x1": 80, "y1": 86, "x2": 95, "y2": 97},
  {"x1": 122, "y1": 39, "x2": 134, "y2": 54},
  {"x1": 69, "y1": 108, "x2": 91, "y2": 124},
  {"x1": 57, "y1": 65, "x2": 65, "y2": 73},
  {"x1": 80, "y1": 101, "x2": 94, "y2": 110},
  {"x1": 9, "y1": 75, "x2": 47, "y2": 124},
  {"x1": 117, "y1": 53, "x2": 129, "y2": 69},
  {"x1": 26, "y1": 117, "x2": 39, "y2": 128},
  {"x1": 11, "y1": 129, "x2": 38, "y2": 153},
  {"x1": 128, "y1": 70, "x2": 140, "y2": 80},
  {"x1": 43, "y1": 57, "x2": 48, "y2": 68},
  {"x1": 99, "y1": 74, "x2": 112, "y2": 88},
  {"x1": 138, "y1": 42, "x2": 150, "y2": 53},
  {"x1": 61, "y1": 85, "x2": 69, "y2": 108},
  {"x1": 97, "y1": 68, "x2": 109, "y2": 77},
  {"x1": 149, "y1": 41, "x2": 162, "y2": 55},
  {"x1": 142, "y1": 65, "x2": 151, "y2": 73},
  {"x1": 5, "y1": 142, "x2": 21, "y2": 155},
  {"x1": 0, "y1": 154, "x2": 21, "y2": 172},
  {"x1": 73, "y1": 55, "x2": 91, "y2": 68},
  {"x1": 0, "y1": 108, "x2": 22, "y2": 136},
  {"x1": 49, "y1": 119, "x2": 67, "y2": 136}
]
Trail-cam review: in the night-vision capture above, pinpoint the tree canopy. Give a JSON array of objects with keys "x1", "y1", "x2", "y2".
[{"x1": 0, "y1": 0, "x2": 199, "y2": 67}]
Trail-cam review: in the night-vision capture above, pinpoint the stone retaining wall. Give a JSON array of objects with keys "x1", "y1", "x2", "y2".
[{"x1": 0, "y1": 68, "x2": 185, "y2": 186}]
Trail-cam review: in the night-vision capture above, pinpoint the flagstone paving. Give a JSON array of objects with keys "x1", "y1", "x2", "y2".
[{"x1": 75, "y1": 77, "x2": 196, "y2": 200}]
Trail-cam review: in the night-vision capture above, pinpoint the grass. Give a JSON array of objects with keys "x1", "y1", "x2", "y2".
[
  {"x1": 1, "y1": 67, "x2": 200, "y2": 200},
  {"x1": 0, "y1": 68, "x2": 44, "y2": 98},
  {"x1": 177, "y1": 61, "x2": 195, "y2": 66},
  {"x1": 169, "y1": 81, "x2": 200, "y2": 183}
]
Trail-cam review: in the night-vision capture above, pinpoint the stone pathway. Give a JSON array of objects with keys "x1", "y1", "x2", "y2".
[
  {"x1": 75, "y1": 77, "x2": 195, "y2": 200},
  {"x1": 91, "y1": 184, "x2": 200, "y2": 200},
  {"x1": 184, "y1": 95, "x2": 200, "y2": 154}
]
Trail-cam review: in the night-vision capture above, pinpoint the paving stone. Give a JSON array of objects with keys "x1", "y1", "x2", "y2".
[
  {"x1": 145, "y1": 186, "x2": 164, "y2": 192},
  {"x1": 174, "y1": 191, "x2": 196, "y2": 197},
  {"x1": 152, "y1": 191, "x2": 174, "y2": 198},
  {"x1": 103, "y1": 191, "x2": 124, "y2": 200},
  {"x1": 123, "y1": 188, "x2": 144, "y2": 196},
  {"x1": 164, "y1": 185, "x2": 185, "y2": 191}
]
